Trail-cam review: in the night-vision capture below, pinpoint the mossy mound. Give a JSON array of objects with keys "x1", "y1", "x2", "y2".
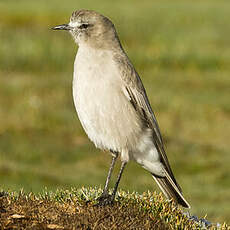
[{"x1": 0, "y1": 188, "x2": 228, "y2": 229}]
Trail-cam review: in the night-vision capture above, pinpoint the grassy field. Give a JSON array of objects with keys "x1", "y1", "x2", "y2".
[{"x1": 0, "y1": 0, "x2": 230, "y2": 224}]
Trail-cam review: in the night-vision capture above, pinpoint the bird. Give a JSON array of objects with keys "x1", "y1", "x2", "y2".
[{"x1": 52, "y1": 9, "x2": 190, "y2": 208}]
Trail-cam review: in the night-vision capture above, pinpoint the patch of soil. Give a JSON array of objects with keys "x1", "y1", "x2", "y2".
[{"x1": 0, "y1": 193, "x2": 169, "y2": 230}]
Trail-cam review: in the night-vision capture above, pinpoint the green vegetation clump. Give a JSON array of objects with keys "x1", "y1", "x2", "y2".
[{"x1": 1, "y1": 188, "x2": 228, "y2": 229}]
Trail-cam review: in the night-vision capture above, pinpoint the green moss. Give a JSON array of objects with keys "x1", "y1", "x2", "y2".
[{"x1": 1, "y1": 188, "x2": 227, "y2": 229}]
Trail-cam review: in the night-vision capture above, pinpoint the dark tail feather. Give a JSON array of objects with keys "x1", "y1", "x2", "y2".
[{"x1": 152, "y1": 171, "x2": 190, "y2": 208}]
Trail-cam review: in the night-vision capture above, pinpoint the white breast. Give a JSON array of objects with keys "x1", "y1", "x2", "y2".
[{"x1": 72, "y1": 46, "x2": 142, "y2": 153}]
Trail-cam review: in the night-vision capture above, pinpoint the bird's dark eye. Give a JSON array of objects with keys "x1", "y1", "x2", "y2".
[{"x1": 79, "y1": 23, "x2": 89, "y2": 29}]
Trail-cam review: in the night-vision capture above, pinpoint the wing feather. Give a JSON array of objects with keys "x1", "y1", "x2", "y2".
[{"x1": 116, "y1": 54, "x2": 181, "y2": 190}]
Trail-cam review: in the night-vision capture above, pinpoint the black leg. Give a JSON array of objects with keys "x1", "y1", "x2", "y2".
[
  {"x1": 111, "y1": 161, "x2": 127, "y2": 199},
  {"x1": 96, "y1": 152, "x2": 118, "y2": 205},
  {"x1": 102, "y1": 152, "x2": 118, "y2": 196},
  {"x1": 97, "y1": 160, "x2": 127, "y2": 206}
]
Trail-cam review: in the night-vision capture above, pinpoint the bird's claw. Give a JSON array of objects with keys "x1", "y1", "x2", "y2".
[{"x1": 95, "y1": 193, "x2": 115, "y2": 206}]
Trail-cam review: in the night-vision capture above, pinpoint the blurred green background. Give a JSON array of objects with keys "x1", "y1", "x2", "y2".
[{"x1": 0, "y1": 0, "x2": 229, "y2": 224}]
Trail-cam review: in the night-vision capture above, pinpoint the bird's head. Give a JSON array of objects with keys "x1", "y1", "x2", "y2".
[{"x1": 52, "y1": 9, "x2": 120, "y2": 49}]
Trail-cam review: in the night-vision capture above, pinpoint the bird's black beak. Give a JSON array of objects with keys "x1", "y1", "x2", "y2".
[{"x1": 52, "y1": 24, "x2": 72, "y2": 31}]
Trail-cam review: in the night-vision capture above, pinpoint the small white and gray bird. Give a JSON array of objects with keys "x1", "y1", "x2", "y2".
[{"x1": 52, "y1": 9, "x2": 190, "y2": 208}]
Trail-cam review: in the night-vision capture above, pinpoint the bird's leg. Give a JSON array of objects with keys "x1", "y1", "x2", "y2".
[
  {"x1": 97, "y1": 152, "x2": 118, "y2": 204},
  {"x1": 102, "y1": 152, "x2": 118, "y2": 196},
  {"x1": 111, "y1": 161, "x2": 127, "y2": 200},
  {"x1": 97, "y1": 159, "x2": 127, "y2": 206}
]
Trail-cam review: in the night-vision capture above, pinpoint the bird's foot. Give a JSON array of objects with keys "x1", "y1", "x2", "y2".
[{"x1": 95, "y1": 193, "x2": 115, "y2": 206}]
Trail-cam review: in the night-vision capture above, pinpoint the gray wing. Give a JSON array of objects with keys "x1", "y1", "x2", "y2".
[{"x1": 116, "y1": 54, "x2": 181, "y2": 190}]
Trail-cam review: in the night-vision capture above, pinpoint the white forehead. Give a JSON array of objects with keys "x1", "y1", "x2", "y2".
[{"x1": 69, "y1": 21, "x2": 81, "y2": 27}]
